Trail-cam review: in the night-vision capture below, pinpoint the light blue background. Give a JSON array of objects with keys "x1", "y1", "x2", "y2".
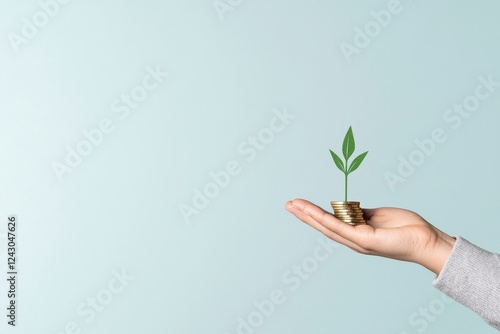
[{"x1": 1, "y1": 0, "x2": 499, "y2": 333}]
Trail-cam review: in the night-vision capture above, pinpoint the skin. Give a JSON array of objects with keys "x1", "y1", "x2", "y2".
[{"x1": 285, "y1": 199, "x2": 456, "y2": 276}]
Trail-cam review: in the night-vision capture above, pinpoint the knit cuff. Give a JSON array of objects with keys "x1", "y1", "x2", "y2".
[{"x1": 432, "y1": 236, "x2": 500, "y2": 330}]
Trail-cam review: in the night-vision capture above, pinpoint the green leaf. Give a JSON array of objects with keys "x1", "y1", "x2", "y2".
[
  {"x1": 329, "y1": 149, "x2": 345, "y2": 172},
  {"x1": 347, "y1": 151, "x2": 368, "y2": 174},
  {"x1": 342, "y1": 126, "x2": 355, "y2": 161}
]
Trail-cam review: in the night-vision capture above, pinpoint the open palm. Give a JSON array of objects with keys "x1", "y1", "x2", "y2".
[{"x1": 285, "y1": 199, "x2": 455, "y2": 275}]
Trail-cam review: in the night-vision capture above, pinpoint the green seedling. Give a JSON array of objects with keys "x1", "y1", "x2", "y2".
[{"x1": 329, "y1": 126, "x2": 368, "y2": 202}]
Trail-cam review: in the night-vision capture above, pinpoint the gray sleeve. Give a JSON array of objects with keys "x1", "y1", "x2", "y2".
[{"x1": 432, "y1": 236, "x2": 500, "y2": 331}]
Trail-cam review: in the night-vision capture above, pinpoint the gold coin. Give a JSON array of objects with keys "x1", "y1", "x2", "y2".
[
  {"x1": 333, "y1": 206, "x2": 361, "y2": 209},
  {"x1": 332, "y1": 208, "x2": 360, "y2": 211},
  {"x1": 336, "y1": 215, "x2": 364, "y2": 218},
  {"x1": 334, "y1": 211, "x2": 363, "y2": 215},
  {"x1": 339, "y1": 214, "x2": 364, "y2": 216},
  {"x1": 335, "y1": 207, "x2": 362, "y2": 210},
  {"x1": 346, "y1": 222, "x2": 366, "y2": 226},
  {"x1": 336, "y1": 218, "x2": 366, "y2": 222},
  {"x1": 334, "y1": 209, "x2": 363, "y2": 212},
  {"x1": 334, "y1": 210, "x2": 363, "y2": 213},
  {"x1": 331, "y1": 202, "x2": 360, "y2": 205},
  {"x1": 330, "y1": 201, "x2": 360, "y2": 205}
]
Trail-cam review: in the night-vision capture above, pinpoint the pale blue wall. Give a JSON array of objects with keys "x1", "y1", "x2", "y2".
[{"x1": 1, "y1": 1, "x2": 499, "y2": 333}]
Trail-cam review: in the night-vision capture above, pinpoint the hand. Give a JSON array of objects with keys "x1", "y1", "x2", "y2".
[{"x1": 285, "y1": 199, "x2": 456, "y2": 275}]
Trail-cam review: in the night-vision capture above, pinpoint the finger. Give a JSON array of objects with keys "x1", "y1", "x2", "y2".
[
  {"x1": 361, "y1": 208, "x2": 386, "y2": 228},
  {"x1": 285, "y1": 201, "x2": 368, "y2": 253},
  {"x1": 361, "y1": 207, "x2": 403, "y2": 229},
  {"x1": 286, "y1": 204, "x2": 367, "y2": 253},
  {"x1": 289, "y1": 199, "x2": 376, "y2": 248},
  {"x1": 285, "y1": 201, "x2": 328, "y2": 231},
  {"x1": 361, "y1": 208, "x2": 378, "y2": 220}
]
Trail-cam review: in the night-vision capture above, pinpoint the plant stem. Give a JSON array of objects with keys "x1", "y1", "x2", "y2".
[
  {"x1": 345, "y1": 172, "x2": 348, "y2": 202},
  {"x1": 344, "y1": 158, "x2": 348, "y2": 202}
]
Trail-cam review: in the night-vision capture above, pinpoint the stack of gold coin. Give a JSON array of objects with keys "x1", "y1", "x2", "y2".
[{"x1": 330, "y1": 201, "x2": 366, "y2": 225}]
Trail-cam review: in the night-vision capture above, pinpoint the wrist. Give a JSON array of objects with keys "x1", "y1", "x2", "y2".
[{"x1": 420, "y1": 232, "x2": 456, "y2": 275}]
